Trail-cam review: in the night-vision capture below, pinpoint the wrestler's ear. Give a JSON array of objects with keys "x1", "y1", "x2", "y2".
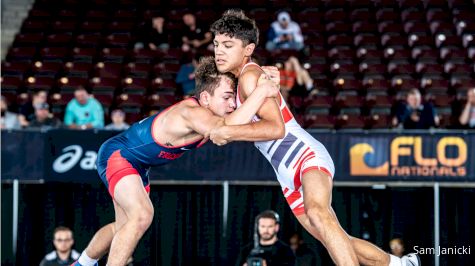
[
  {"x1": 244, "y1": 43, "x2": 255, "y2": 57},
  {"x1": 200, "y1": 91, "x2": 211, "y2": 107}
]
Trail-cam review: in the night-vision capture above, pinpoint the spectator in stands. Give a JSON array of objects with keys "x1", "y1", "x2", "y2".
[
  {"x1": 104, "y1": 109, "x2": 130, "y2": 130},
  {"x1": 40, "y1": 226, "x2": 79, "y2": 266},
  {"x1": 279, "y1": 56, "x2": 314, "y2": 102},
  {"x1": 289, "y1": 233, "x2": 317, "y2": 266},
  {"x1": 393, "y1": 89, "x2": 439, "y2": 129},
  {"x1": 236, "y1": 210, "x2": 295, "y2": 266},
  {"x1": 64, "y1": 87, "x2": 104, "y2": 129},
  {"x1": 18, "y1": 90, "x2": 48, "y2": 127},
  {"x1": 389, "y1": 238, "x2": 405, "y2": 258},
  {"x1": 176, "y1": 53, "x2": 200, "y2": 97},
  {"x1": 147, "y1": 15, "x2": 170, "y2": 51},
  {"x1": 458, "y1": 87, "x2": 475, "y2": 129},
  {"x1": 266, "y1": 11, "x2": 304, "y2": 52},
  {"x1": 28, "y1": 102, "x2": 62, "y2": 129},
  {"x1": 0, "y1": 96, "x2": 21, "y2": 130},
  {"x1": 181, "y1": 13, "x2": 212, "y2": 52}
]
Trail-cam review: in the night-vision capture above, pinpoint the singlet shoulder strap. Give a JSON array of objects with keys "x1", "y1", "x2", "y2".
[{"x1": 239, "y1": 62, "x2": 263, "y2": 76}]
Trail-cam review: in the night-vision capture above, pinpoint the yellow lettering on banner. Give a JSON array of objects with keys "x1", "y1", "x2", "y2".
[
  {"x1": 414, "y1": 137, "x2": 437, "y2": 166},
  {"x1": 437, "y1": 137, "x2": 467, "y2": 167},
  {"x1": 391, "y1": 137, "x2": 413, "y2": 166}
]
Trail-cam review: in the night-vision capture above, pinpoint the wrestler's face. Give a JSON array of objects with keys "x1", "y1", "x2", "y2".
[
  {"x1": 204, "y1": 76, "x2": 236, "y2": 117},
  {"x1": 258, "y1": 218, "x2": 279, "y2": 242},
  {"x1": 213, "y1": 34, "x2": 255, "y2": 77}
]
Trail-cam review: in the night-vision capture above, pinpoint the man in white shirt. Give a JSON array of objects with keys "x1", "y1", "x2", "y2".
[{"x1": 266, "y1": 11, "x2": 304, "y2": 52}]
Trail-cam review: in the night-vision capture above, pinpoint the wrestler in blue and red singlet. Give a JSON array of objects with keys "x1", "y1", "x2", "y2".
[{"x1": 96, "y1": 97, "x2": 206, "y2": 198}]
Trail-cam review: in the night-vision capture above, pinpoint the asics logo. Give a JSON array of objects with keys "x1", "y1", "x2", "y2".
[{"x1": 53, "y1": 145, "x2": 97, "y2": 173}]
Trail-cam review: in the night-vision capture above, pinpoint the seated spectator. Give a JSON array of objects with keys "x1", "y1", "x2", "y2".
[
  {"x1": 459, "y1": 87, "x2": 475, "y2": 129},
  {"x1": 39, "y1": 226, "x2": 79, "y2": 266},
  {"x1": 393, "y1": 89, "x2": 439, "y2": 129},
  {"x1": 389, "y1": 238, "x2": 405, "y2": 258},
  {"x1": 18, "y1": 90, "x2": 48, "y2": 127},
  {"x1": 104, "y1": 109, "x2": 130, "y2": 130},
  {"x1": 181, "y1": 13, "x2": 212, "y2": 52},
  {"x1": 289, "y1": 233, "x2": 317, "y2": 266},
  {"x1": 176, "y1": 53, "x2": 200, "y2": 97},
  {"x1": 0, "y1": 96, "x2": 21, "y2": 130},
  {"x1": 141, "y1": 14, "x2": 170, "y2": 52},
  {"x1": 279, "y1": 56, "x2": 314, "y2": 102},
  {"x1": 28, "y1": 102, "x2": 62, "y2": 129},
  {"x1": 266, "y1": 11, "x2": 304, "y2": 52},
  {"x1": 236, "y1": 210, "x2": 295, "y2": 266},
  {"x1": 64, "y1": 87, "x2": 104, "y2": 130}
]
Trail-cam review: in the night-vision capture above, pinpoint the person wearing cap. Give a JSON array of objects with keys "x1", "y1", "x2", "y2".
[
  {"x1": 28, "y1": 102, "x2": 62, "y2": 129},
  {"x1": 104, "y1": 109, "x2": 130, "y2": 131},
  {"x1": 266, "y1": 11, "x2": 304, "y2": 52}
]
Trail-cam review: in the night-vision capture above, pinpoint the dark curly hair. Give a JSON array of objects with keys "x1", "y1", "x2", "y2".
[
  {"x1": 194, "y1": 56, "x2": 237, "y2": 98},
  {"x1": 210, "y1": 9, "x2": 259, "y2": 46}
]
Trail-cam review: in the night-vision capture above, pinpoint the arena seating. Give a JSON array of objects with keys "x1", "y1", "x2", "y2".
[{"x1": 1, "y1": 0, "x2": 474, "y2": 127}]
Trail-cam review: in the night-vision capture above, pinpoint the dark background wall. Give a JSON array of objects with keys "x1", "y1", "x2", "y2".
[{"x1": 2, "y1": 183, "x2": 474, "y2": 265}]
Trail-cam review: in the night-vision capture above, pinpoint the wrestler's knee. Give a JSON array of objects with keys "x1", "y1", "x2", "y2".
[
  {"x1": 305, "y1": 203, "x2": 334, "y2": 234},
  {"x1": 129, "y1": 204, "x2": 154, "y2": 233}
]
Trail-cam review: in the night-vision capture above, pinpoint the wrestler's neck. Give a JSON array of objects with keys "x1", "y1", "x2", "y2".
[{"x1": 231, "y1": 56, "x2": 252, "y2": 78}]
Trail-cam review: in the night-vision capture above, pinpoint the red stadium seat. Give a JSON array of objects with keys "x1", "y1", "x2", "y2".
[
  {"x1": 14, "y1": 33, "x2": 44, "y2": 47},
  {"x1": 408, "y1": 35, "x2": 433, "y2": 48},
  {"x1": 421, "y1": 78, "x2": 450, "y2": 94},
  {"x1": 401, "y1": 9, "x2": 425, "y2": 22},
  {"x1": 124, "y1": 62, "x2": 151, "y2": 78},
  {"x1": 0, "y1": 76, "x2": 23, "y2": 91},
  {"x1": 324, "y1": 9, "x2": 347, "y2": 22},
  {"x1": 91, "y1": 91, "x2": 114, "y2": 108},
  {"x1": 46, "y1": 33, "x2": 73, "y2": 46},
  {"x1": 412, "y1": 48, "x2": 438, "y2": 62},
  {"x1": 58, "y1": 77, "x2": 88, "y2": 92},
  {"x1": 31, "y1": 61, "x2": 63, "y2": 78},
  {"x1": 116, "y1": 93, "x2": 144, "y2": 108},
  {"x1": 350, "y1": 9, "x2": 372, "y2": 22},
  {"x1": 1, "y1": 62, "x2": 31, "y2": 78},
  {"x1": 90, "y1": 77, "x2": 119, "y2": 92},
  {"x1": 79, "y1": 21, "x2": 105, "y2": 33},
  {"x1": 335, "y1": 113, "x2": 365, "y2": 129},
  {"x1": 375, "y1": 8, "x2": 399, "y2": 22},
  {"x1": 25, "y1": 76, "x2": 55, "y2": 91},
  {"x1": 365, "y1": 95, "x2": 393, "y2": 108},
  {"x1": 63, "y1": 62, "x2": 92, "y2": 78},
  {"x1": 51, "y1": 21, "x2": 77, "y2": 33},
  {"x1": 404, "y1": 22, "x2": 430, "y2": 36},
  {"x1": 7, "y1": 47, "x2": 37, "y2": 62},
  {"x1": 122, "y1": 77, "x2": 149, "y2": 95},
  {"x1": 427, "y1": 9, "x2": 451, "y2": 22},
  {"x1": 304, "y1": 114, "x2": 335, "y2": 129}
]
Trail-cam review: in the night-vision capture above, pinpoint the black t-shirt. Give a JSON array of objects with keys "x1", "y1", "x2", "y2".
[
  {"x1": 148, "y1": 26, "x2": 169, "y2": 46},
  {"x1": 396, "y1": 102, "x2": 437, "y2": 129},
  {"x1": 29, "y1": 116, "x2": 62, "y2": 129},
  {"x1": 39, "y1": 250, "x2": 79, "y2": 266},
  {"x1": 182, "y1": 24, "x2": 207, "y2": 42},
  {"x1": 236, "y1": 240, "x2": 295, "y2": 266},
  {"x1": 19, "y1": 102, "x2": 35, "y2": 121}
]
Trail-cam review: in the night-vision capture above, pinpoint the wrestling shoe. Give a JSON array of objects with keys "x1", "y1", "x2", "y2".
[{"x1": 402, "y1": 253, "x2": 421, "y2": 266}]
